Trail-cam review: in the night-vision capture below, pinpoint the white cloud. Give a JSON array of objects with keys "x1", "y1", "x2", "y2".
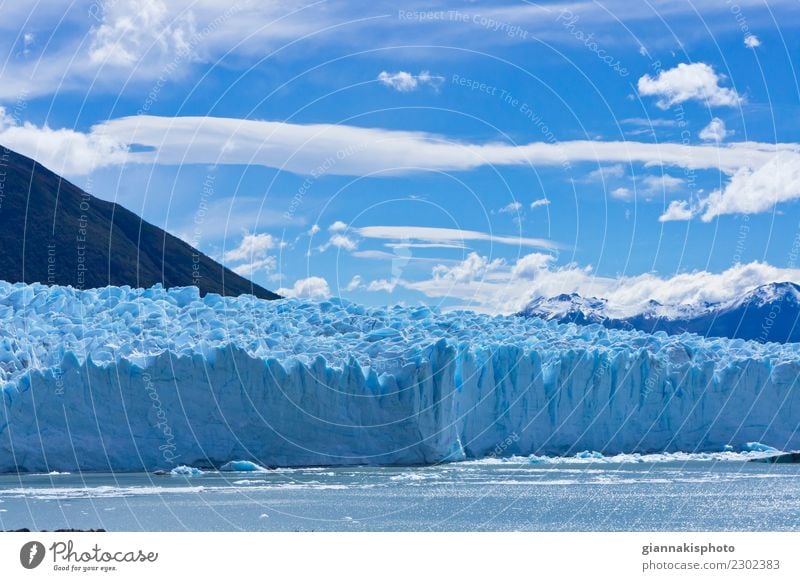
[
  {"x1": 330, "y1": 234, "x2": 358, "y2": 251},
  {"x1": 21, "y1": 32, "x2": 34, "y2": 56},
  {"x1": 377, "y1": 70, "x2": 444, "y2": 92},
  {"x1": 329, "y1": 220, "x2": 348, "y2": 232},
  {"x1": 0, "y1": 107, "x2": 128, "y2": 175},
  {"x1": 530, "y1": 198, "x2": 550, "y2": 209},
  {"x1": 11, "y1": 110, "x2": 800, "y2": 220},
  {"x1": 430, "y1": 252, "x2": 506, "y2": 284},
  {"x1": 622, "y1": 118, "x2": 679, "y2": 128},
  {"x1": 366, "y1": 278, "x2": 398, "y2": 292},
  {"x1": 352, "y1": 250, "x2": 405, "y2": 261},
  {"x1": 0, "y1": 1, "x2": 791, "y2": 102},
  {"x1": 498, "y1": 201, "x2": 523, "y2": 214},
  {"x1": 585, "y1": 164, "x2": 625, "y2": 181},
  {"x1": 611, "y1": 187, "x2": 633, "y2": 201},
  {"x1": 744, "y1": 34, "x2": 761, "y2": 48},
  {"x1": 231, "y1": 257, "x2": 276, "y2": 277},
  {"x1": 660, "y1": 151, "x2": 800, "y2": 221},
  {"x1": 345, "y1": 275, "x2": 363, "y2": 291},
  {"x1": 0, "y1": 1, "x2": 358, "y2": 99},
  {"x1": 351, "y1": 249, "x2": 457, "y2": 262},
  {"x1": 658, "y1": 200, "x2": 695, "y2": 222},
  {"x1": 386, "y1": 242, "x2": 466, "y2": 250},
  {"x1": 277, "y1": 276, "x2": 331, "y2": 300},
  {"x1": 223, "y1": 232, "x2": 276, "y2": 262},
  {"x1": 637, "y1": 63, "x2": 743, "y2": 108},
  {"x1": 700, "y1": 151, "x2": 800, "y2": 221},
  {"x1": 95, "y1": 114, "x2": 790, "y2": 178},
  {"x1": 319, "y1": 234, "x2": 358, "y2": 252},
  {"x1": 88, "y1": 0, "x2": 196, "y2": 67},
  {"x1": 222, "y1": 232, "x2": 278, "y2": 276},
  {"x1": 308, "y1": 224, "x2": 321, "y2": 236},
  {"x1": 699, "y1": 117, "x2": 733, "y2": 142},
  {"x1": 608, "y1": 174, "x2": 683, "y2": 202},
  {"x1": 355, "y1": 225, "x2": 561, "y2": 250},
  {"x1": 407, "y1": 253, "x2": 800, "y2": 316},
  {"x1": 510, "y1": 253, "x2": 555, "y2": 280},
  {"x1": 640, "y1": 173, "x2": 684, "y2": 194}
]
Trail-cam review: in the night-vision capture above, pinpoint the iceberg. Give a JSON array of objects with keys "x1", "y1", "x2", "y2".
[
  {"x1": 1, "y1": 281, "x2": 799, "y2": 472},
  {"x1": 170, "y1": 465, "x2": 204, "y2": 477}
]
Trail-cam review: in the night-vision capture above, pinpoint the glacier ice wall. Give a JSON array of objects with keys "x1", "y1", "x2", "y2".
[{"x1": 1, "y1": 281, "x2": 799, "y2": 472}]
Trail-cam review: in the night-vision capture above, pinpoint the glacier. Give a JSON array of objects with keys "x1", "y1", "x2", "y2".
[{"x1": 1, "y1": 281, "x2": 799, "y2": 473}]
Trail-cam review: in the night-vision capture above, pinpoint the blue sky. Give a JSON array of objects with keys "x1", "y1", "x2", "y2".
[{"x1": 2, "y1": 0, "x2": 800, "y2": 312}]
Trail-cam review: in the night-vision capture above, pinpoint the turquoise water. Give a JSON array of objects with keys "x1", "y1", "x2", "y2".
[{"x1": 1, "y1": 459, "x2": 799, "y2": 531}]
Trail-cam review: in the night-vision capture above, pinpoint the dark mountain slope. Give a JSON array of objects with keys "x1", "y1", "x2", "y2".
[{"x1": 0, "y1": 146, "x2": 279, "y2": 299}]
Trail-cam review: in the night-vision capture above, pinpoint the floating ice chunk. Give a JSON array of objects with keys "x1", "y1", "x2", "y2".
[
  {"x1": 576, "y1": 451, "x2": 604, "y2": 459},
  {"x1": 170, "y1": 466, "x2": 204, "y2": 477},
  {"x1": 743, "y1": 442, "x2": 779, "y2": 453},
  {"x1": 220, "y1": 461, "x2": 270, "y2": 472}
]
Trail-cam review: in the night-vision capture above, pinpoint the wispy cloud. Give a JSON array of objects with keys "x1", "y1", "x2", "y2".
[
  {"x1": 530, "y1": 198, "x2": 550, "y2": 209},
  {"x1": 497, "y1": 201, "x2": 523, "y2": 214},
  {"x1": 0, "y1": 0, "x2": 378, "y2": 99},
  {"x1": 352, "y1": 249, "x2": 459, "y2": 262},
  {"x1": 584, "y1": 164, "x2": 625, "y2": 182},
  {"x1": 355, "y1": 225, "x2": 562, "y2": 250},
  {"x1": 639, "y1": 174, "x2": 685, "y2": 195},
  {"x1": 621, "y1": 118, "x2": 679, "y2": 128},
  {"x1": 345, "y1": 275, "x2": 363, "y2": 291},
  {"x1": 377, "y1": 70, "x2": 444, "y2": 92}
]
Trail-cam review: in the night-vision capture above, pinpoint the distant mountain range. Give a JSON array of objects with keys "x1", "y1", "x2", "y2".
[
  {"x1": 519, "y1": 282, "x2": 800, "y2": 343},
  {"x1": 0, "y1": 146, "x2": 279, "y2": 300}
]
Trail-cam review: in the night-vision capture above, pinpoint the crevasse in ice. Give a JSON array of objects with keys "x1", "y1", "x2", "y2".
[{"x1": 1, "y1": 281, "x2": 797, "y2": 472}]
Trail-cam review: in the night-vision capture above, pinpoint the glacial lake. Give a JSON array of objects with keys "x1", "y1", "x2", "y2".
[{"x1": 1, "y1": 457, "x2": 799, "y2": 531}]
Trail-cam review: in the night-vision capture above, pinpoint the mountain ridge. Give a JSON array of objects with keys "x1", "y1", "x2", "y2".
[
  {"x1": 0, "y1": 145, "x2": 280, "y2": 300},
  {"x1": 519, "y1": 282, "x2": 800, "y2": 343}
]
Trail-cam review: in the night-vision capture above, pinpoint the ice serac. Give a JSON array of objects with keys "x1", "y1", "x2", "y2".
[{"x1": 1, "y1": 281, "x2": 799, "y2": 472}]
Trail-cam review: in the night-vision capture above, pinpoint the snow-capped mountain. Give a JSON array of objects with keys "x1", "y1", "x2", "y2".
[{"x1": 520, "y1": 282, "x2": 800, "y2": 343}]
